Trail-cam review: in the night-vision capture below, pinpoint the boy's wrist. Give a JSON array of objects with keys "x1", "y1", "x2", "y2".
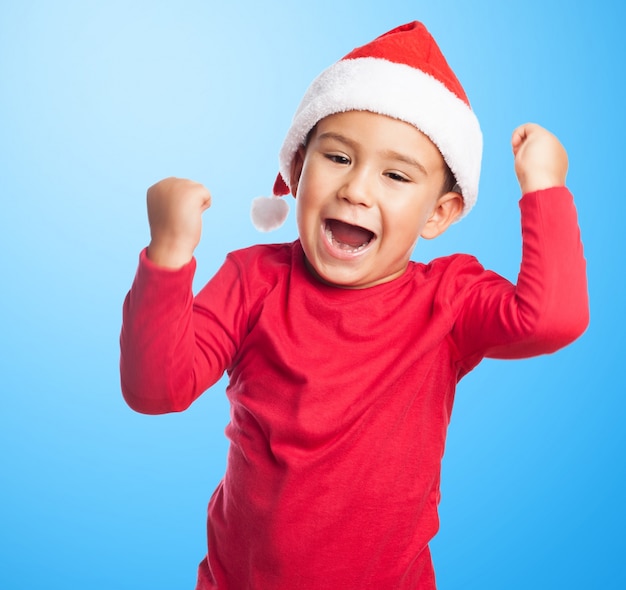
[
  {"x1": 519, "y1": 174, "x2": 565, "y2": 195},
  {"x1": 146, "y1": 240, "x2": 195, "y2": 269}
]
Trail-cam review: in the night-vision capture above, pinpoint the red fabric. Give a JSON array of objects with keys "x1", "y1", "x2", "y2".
[
  {"x1": 343, "y1": 21, "x2": 470, "y2": 105},
  {"x1": 272, "y1": 173, "x2": 290, "y2": 197},
  {"x1": 120, "y1": 187, "x2": 588, "y2": 589}
]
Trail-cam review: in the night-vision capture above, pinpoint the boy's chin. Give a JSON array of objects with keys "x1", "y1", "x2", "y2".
[
  {"x1": 303, "y1": 257, "x2": 354, "y2": 289},
  {"x1": 304, "y1": 258, "x2": 402, "y2": 290}
]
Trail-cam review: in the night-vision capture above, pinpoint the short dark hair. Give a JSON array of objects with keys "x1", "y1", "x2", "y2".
[{"x1": 441, "y1": 161, "x2": 457, "y2": 194}]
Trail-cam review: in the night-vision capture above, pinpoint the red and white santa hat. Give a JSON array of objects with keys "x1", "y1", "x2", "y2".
[{"x1": 251, "y1": 21, "x2": 482, "y2": 231}]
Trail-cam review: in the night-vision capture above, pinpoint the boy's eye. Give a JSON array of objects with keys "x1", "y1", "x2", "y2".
[
  {"x1": 386, "y1": 171, "x2": 410, "y2": 183},
  {"x1": 325, "y1": 154, "x2": 350, "y2": 165}
]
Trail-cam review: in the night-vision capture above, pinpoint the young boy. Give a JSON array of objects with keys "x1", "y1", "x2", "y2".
[{"x1": 120, "y1": 21, "x2": 589, "y2": 589}]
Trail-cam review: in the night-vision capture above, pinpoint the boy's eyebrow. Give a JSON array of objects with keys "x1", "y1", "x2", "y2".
[
  {"x1": 381, "y1": 149, "x2": 428, "y2": 175},
  {"x1": 316, "y1": 131, "x2": 357, "y2": 149},
  {"x1": 316, "y1": 131, "x2": 428, "y2": 175}
]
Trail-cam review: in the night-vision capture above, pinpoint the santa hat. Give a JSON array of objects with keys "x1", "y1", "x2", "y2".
[{"x1": 251, "y1": 21, "x2": 482, "y2": 231}]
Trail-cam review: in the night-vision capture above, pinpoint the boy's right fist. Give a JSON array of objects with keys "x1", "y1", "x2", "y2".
[{"x1": 146, "y1": 177, "x2": 212, "y2": 269}]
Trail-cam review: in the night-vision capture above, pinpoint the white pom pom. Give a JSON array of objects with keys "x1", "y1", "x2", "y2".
[{"x1": 250, "y1": 196, "x2": 289, "y2": 232}]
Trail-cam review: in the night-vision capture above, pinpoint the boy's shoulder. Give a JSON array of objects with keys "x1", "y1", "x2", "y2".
[
  {"x1": 412, "y1": 252, "x2": 484, "y2": 279},
  {"x1": 227, "y1": 240, "x2": 296, "y2": 268},
  {"x1": 224, "y1": 241, "x2": 300, "y2": 285},
  {"x1": 408, "y1": 252, "x2": 491, "y2": 303}
]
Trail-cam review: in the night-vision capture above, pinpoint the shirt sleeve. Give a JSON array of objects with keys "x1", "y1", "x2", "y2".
[
  {"x1": 119, "y1": 250, "x2": 247, "y2": 414},
  {"x1": 453, "y1": 186, "x2": 589, "y2": 366}
]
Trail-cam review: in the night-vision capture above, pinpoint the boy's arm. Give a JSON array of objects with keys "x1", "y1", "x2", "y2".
[
  {"x1": 454, "y1": 124, "x2": 589, "y2": 360},
  {"x1": 120, "y1": 178, "x2": 240, "y2": 414}
]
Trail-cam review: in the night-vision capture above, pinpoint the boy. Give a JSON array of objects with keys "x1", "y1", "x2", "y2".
[{"x1": 120, "y1": 21, "x2": 589, "y2": 589}]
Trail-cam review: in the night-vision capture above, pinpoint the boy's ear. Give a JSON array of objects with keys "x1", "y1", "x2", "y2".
[
  {"x1": 289, "y1": 146, "x2": 306, "y2": 196},
  {"x1": 420, "y1": 192, "x2": 464, "y2": 240}
]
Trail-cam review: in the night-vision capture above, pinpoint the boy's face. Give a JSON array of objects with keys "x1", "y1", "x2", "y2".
[{"x1": 291, "y1": 111, "x2": 463, "y2": 289}]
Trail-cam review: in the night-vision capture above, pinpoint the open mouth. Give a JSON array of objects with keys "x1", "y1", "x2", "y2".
[{"x1": 324, "y1": 219, "x2": 376, "y2": 253}]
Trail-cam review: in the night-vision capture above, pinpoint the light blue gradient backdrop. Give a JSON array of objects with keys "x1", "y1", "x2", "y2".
[{"x1": 1, "y1": 1, "x2": 623, "y2": 588}]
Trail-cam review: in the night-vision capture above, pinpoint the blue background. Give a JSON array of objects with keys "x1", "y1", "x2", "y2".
[{"x1": 1, "y1": 1, "x2": 624, "y2": 588}]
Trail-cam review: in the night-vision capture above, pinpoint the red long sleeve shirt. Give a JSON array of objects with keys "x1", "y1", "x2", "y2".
[{"x1": 120, "y1": 187, "x2": 588, "y2": 589}]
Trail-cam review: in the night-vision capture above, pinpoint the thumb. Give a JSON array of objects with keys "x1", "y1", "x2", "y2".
[
  {"x1": 511, "y1": 123, "x2": 538, "y2": 157},
  {"x1": 200, "y1": 191, "x2": 212, "y2": 213}
]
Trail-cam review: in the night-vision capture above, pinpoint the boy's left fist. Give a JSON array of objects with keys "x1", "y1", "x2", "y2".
[{"x1": 511, "y1": 123, "x2": 568, "y2": 194}]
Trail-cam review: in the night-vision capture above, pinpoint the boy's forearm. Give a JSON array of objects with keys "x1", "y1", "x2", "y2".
[
  {"x1": 120, "y1": 250, "x2": 200, "y2": 414},
  {"x1": 502, "y1": 125, "x2": 588, "y2": 353},
  {"x1": 486, "y1": 186, "x2": 588, "y2": 359},
  {"x1": 120, "y1": 178, "x2": 216, "y2": 412},
  {"x1": 515, "y1": 186, "x2": 589, "y2": 347}
]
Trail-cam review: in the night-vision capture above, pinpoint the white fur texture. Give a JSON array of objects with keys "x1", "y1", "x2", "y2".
[{"x1": 251, "y1": 196, "x2": 290, "y2": 232}]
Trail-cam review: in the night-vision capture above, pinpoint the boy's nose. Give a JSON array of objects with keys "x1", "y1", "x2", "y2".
[{"x1": 337, "y1": 168, "x2": 374, "y2": 207}]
